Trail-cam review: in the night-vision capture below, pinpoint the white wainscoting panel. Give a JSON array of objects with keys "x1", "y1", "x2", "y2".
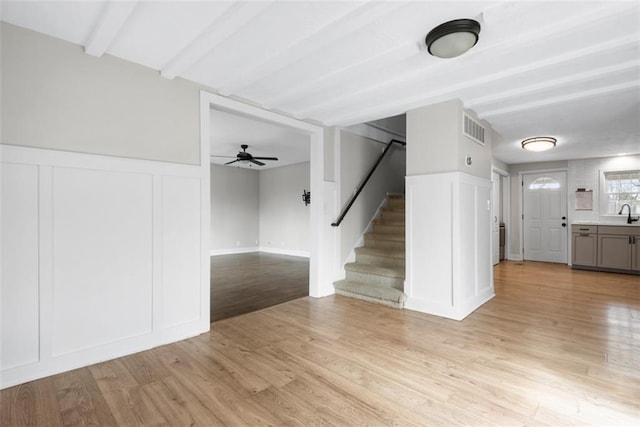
[
  {"x1": 51, "y1": 168, "x2": 153, "y2": 356},
  {"x1": 457, "y1": 181, "x2": 477, "y2": 300},
  {"x1": 405, "y1": 174, "x2": 453, "y2": 308},
  {"x1": 1, "y1": 163, "x2": 40, "y2": 370},
  {"x1": 406, "y1": 172, "x2": 494, "y2": 321},
  {"x1": 0, "y1": 145, "x2": 209, "y2": 389},
  {"x1": 475, "y1": 184, "x2": 493, "y2": 297},
  {"x1": 161, "y1": 175, "x2": 202, "y2": 328}
]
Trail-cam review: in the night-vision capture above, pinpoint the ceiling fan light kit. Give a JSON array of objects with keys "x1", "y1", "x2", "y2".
[
  {"x1": 426, "y1": 18, "x2": 481, "y2": 58},
  {"x1": 521, "y1": 136, "x2": 557, "y2": 152},
  {"x1": 211, "y1": 144, "x2": 278, "y2": 167}
]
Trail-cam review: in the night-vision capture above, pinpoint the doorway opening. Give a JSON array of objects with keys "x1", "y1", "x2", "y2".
[
  {"x1": 492, "y1": 167, "x2": 510, "y2": 265},
  {"x1": 208, "y1": 108, "x2": 312, "y2": 321},
  {"x1": 200, "y1": 91, "x2": 326, "y2": 322}
]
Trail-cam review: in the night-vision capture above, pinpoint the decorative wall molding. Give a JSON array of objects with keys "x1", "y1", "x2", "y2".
[
  {"x1": 0, "y1": 144, "x2": 210, "y2": 389},
  {"x1": 405, "y1": 171, "x2": 494, "y2": 321}
]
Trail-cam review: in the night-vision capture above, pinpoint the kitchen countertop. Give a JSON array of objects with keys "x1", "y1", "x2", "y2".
[{"x1": 572, "y1": 221, "x2": 640, "y2": 227}]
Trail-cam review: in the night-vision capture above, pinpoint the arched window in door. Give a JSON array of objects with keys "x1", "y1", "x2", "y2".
[{"x1": 528, "y1": 176, "x2": 560, "y2": 190}]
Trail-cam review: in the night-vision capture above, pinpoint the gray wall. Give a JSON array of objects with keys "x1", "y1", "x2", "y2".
[
  {"x1": 1, "y1": 22, "x2": 201, "y2": 164},
  {"x1": 210, "y1": 162, "x2": 311, "y2": 254},
  {"x1": 259, "y1": 162, "x2": 310, "y2": 254},
  {"x1": 406, "y1": 99, "x2": 492, "y2": 180},
  {"x1": 210, "y1": 165, "x2": 259, "y2": 251},
  {"x1": 339, "y1": 130, "x2": 405, "y2": 264}
]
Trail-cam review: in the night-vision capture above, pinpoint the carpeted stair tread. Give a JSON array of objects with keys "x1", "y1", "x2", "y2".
[
  {"x1": 373, "y1": 223, "x2": 405, "y2": 234},
  {"x1": 345, "y1": 262, "x2": 404, "y2": 279},
  {"x1": 334, "y1": 193, "x2": 406, "y2": 309},
  {"x1": 373, "y1": 218, "x2": 405, "y2": 226},
  {"x1": 334, "y1": 280, "x2": 406, "y2": 307},
  {"x1": 354, "y1": 246, "x2": 404, "y2": 259},
  {"x1": 365, "y1": 232, "x2": 405, "y2": 242}
]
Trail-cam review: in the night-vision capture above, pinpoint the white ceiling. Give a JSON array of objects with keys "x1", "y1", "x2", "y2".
[
  {"x1": 2, "y1": 1, "x2": 639, "y2": 165},
  {"x1": 210, "y1": 109, "x2": 309, "y2": 170}
]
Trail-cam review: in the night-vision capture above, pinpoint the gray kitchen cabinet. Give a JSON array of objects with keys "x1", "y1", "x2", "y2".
[
  {"x1": 571, "y1": 225, "x2": 597, "y2": 267},
  {"x1": 597, "y1": 233, "x2": 632, "y2": 270},
  {"x1": 572, "y1": 225, "x2": 640, "y2": 274},
  {"x1": 597, "y1": 226, "x2": 640, "y2": 271},
  {"x1": 632, "y1": 232, "x2": 640, "y2": 272}
]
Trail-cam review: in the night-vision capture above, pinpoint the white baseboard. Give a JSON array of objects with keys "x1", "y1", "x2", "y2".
[
  {"x1": 210, "y1": 247, "x2": 310, "y2": 258},
  {"x1": 258, "y1": 247, "x2": 310, "y2": 258},
  {"x1": 406, "y1": 291, "x2": 494, "y2": 321},
  {"x1": 508, "y1": 254, "x2": 523, "y2": 261},
  {"x1": 210, "y1": 247, "x2": 260, "y2": 256}
]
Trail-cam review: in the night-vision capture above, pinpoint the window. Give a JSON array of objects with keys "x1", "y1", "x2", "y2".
[
  {"x1": 528, "y1": 176, "x2": 560, "y2": 190},
  {"x1": 603, "y1": 170, "x2": 640, "y2": 214}
]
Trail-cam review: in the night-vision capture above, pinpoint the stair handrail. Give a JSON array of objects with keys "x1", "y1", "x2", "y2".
[{"x1": 331, "y1": 139, "x2": 406, "y2": 227}]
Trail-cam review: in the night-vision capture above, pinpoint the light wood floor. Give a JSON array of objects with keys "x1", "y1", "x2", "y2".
[
  {"x1": 210, "y1": 252, "x2": 309, "y2": 322},
  {"x1": 2, "y1": 261, "x2": 639, "y2": 425}
]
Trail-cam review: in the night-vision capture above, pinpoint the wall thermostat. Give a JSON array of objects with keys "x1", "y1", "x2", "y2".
[{"x1": 465, "y1": 156, "x2": 473, "y2": 166}]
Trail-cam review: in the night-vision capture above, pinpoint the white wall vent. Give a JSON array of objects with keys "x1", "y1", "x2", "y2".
[{"x1": 463, "y1": 113, "x2": 486, "y2": 146}]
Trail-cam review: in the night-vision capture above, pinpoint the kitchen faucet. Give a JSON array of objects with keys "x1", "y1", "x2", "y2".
[{"x1": 618, "y1": 204, "x2": 639, "y2": 224}]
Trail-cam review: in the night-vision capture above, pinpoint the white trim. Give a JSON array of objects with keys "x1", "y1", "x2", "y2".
[
  {"x1": 492, "y1": 166, "x2": 510, "y2": 262},
  {"x1": 200, "y1": 91, "x2": 330, "y2": 297},
  {"x1": 599, "y1": 167, "x2": 640, "y2": 218},
  {"x1": 209, "y1": 247, "x2": 260, "y2": 256},
  {"x1": 258, "y1": 247, "x2": 310, "y2": 258},
  {"x1": 209, "y1": 247, "x2": 310, "y2": 258}
]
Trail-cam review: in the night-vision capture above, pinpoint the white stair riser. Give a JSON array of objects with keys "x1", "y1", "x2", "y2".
[{"x1": 345, "y1": 270, "x2": 404, "y2": 289}]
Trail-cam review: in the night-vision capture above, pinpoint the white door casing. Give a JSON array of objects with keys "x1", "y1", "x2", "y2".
[
  {"x1": 492, "y1": 171, "x2": 500, "y2": 265},
  {"x1": 523, "y1": 171, "x2": 568, "y2": 263}
]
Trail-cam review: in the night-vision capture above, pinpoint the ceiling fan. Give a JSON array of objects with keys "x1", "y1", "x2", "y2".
[{"x1": 211, "y1": 144, "x2": 278, "y2": 166}]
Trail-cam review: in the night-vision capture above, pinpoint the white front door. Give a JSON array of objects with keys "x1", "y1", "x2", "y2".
[
  {"x1": 523, "y1": 171, "x2": 568, "y2": 263},
  {"x1": 492, "y1": 172, "x2": 500, "y2": 265}
]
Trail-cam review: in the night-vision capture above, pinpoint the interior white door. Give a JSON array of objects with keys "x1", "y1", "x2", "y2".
[
  {"x1": 492, "y1": 172, "x2": 500, "y2": 265},
  {"x1": 523, "y1": 171, "x2": 568, "y2": 263}
]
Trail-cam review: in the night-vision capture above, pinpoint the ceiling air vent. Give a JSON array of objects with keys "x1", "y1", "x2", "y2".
[{"x1": 463, "y1": 113, "x2": 485, "y2": 146}]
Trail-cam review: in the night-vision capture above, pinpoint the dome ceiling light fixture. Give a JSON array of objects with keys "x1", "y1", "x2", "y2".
[
  {"x1": 521, "y1": 136, "x2": 557, "y2": 152},
  {"x1": 425, "y1": 18, "x2": 481, "y2": 58}
]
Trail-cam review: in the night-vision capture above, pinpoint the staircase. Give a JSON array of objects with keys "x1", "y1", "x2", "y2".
[{"x1": 333, "y1": 194, "x2": 406, "y2": 308}]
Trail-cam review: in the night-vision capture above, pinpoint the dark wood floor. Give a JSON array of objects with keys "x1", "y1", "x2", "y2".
[
  {"x1": 2, "y1": 261, "x2": 639, "y2": 425},
  {"x1": 210, "y1": 252, "x2": 309, "y2": 322}
]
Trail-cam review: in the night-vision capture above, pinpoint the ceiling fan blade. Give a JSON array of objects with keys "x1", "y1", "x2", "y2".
[
  {"x1": 252, "y1": 156, "x2": 278, "y2": 161},
  {"x1": 250, "y1": 159, "x2": 265, "y2": 166},
  {"x1": 210, "y1": 155, "x2": 237, "y2": 158},
  {"x1": 224, "y1": 159, "x2": 240, "y2": 165}
]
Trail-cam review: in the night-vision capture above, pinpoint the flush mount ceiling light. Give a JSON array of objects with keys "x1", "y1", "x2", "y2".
[
  {"x1": 521, "y1": 137, "x2": 557, "y2": 152},
  {"x1": 425, "y1": 19, "x2": 481, "y2": 58}
]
